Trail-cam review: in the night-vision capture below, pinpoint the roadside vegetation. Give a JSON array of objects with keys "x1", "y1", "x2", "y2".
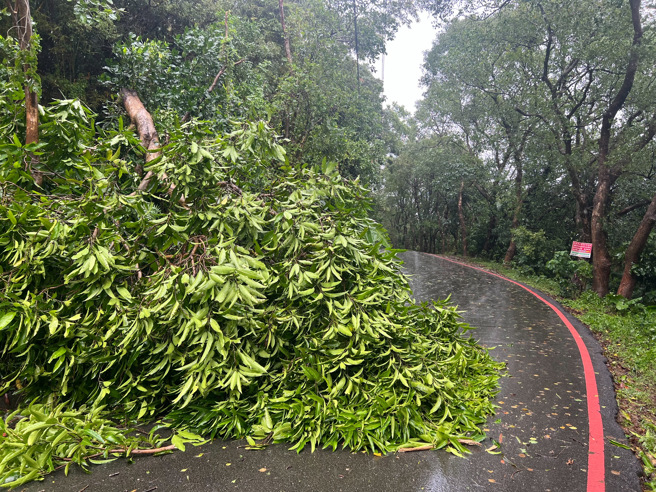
[
  {"x1": 462, "y1": 253, "x2": 656, "y2": 490},
  {"x1": 375, "y1": 1, "x2": 656, "y2": 486}
]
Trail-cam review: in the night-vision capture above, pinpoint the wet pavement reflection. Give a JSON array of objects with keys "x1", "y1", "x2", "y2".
[{"x1": 24, "y1": 252, "x2": 640, "y2": 492}]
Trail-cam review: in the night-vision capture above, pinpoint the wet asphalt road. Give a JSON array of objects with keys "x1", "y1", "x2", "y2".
[{"x1": 21, "y1": 252, "x2": 641, "y2": 492}]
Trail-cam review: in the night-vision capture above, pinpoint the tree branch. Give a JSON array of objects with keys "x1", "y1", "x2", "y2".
[
  {"x1": 278, "y1": 0, "x2": 293, "y2": 66},
  {"x1": 617, "y1": 200, "x2": 652, "y2": 216},
  {"x1": 121, "y1": 89, "x2": 188, "y2": 208}
]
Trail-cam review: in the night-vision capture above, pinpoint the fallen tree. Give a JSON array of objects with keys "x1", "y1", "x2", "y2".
[{"x1": 0, "y1": 95, "x2": 501, "y2": 487}]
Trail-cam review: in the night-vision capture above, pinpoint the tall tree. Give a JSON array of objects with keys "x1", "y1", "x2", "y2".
[
  {"x1": 617, "y1": 193, "x2": 656, "y2": 298},
  {"x1": 419, "y1": 0, "x2": 656, "y2": 295},
  {"x1": 590, "y1": 0, "x2": 644, "y2": 296}
]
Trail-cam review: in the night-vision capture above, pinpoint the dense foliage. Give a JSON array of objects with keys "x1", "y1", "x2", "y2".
[
  {"x1": 379, "y1": 0, "x2": 656, "y2": 299},
  {"x1": 0, "y1": 92, "x2": 500, "y2": 486}
]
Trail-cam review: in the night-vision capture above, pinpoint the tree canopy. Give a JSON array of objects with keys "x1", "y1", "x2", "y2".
[{"x1": 380, "y1": 0, "x2": 656, "y2": 301}]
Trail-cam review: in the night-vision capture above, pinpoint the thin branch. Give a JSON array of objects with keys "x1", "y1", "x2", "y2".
[{"x1": 616, "y1": 200, "x2": 651, "y2": 216}]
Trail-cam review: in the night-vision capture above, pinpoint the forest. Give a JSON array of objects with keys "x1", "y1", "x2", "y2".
[
  {"x1": 379, "y1": 0, "x2": 656, "y2": 303},
  {"x1": 0, "y1": 0, "x2": 655, "y2": 488}
]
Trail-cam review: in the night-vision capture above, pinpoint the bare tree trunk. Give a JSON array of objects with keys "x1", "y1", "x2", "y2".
[
  {"x1": 458, "y1": 180, "x2": 468, "y2": 257},
  {"x1": 617, "y1": 193, "x2": 656, "y2": 298},
  {"x1": 591, "y1": 173, "x2": 613, "y2": 295},
  {"x1": 278, "y1": 0, "x2": 293, "y2": 66},
  {"x1": 12, "y1": 0, "x2": 41, "y2": 185},
  {"x1": 591, "y1": 0, "x2": 643, "y2": 296},
  {"x1": 121, "y1": 88, "x2": 161, "y2": 183}
]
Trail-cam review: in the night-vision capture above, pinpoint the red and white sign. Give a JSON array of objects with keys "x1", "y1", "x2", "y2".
[{"x1": 570, "y1": 241, "x2": 592, "y2": 258}]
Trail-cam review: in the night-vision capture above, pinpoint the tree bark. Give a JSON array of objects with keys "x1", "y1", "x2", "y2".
[
  {"x1": 458, "y1": 180, "x2": 468, "y2": 257},
  {"x1": 617, "y1": 193, "x2": 656, "y2": 298},
  {"x1": 278, "y1": 0, "x2": 293, "y2": 66},
  {"x1": 121, "y1": 89, "x2": 187, "y2": 208},
  {"x1": 12, "y1": 0, "x2": 41, "y2": 185},
  {"x1": 121, "y1": 89, "x2": 161, "y2": 161},
  {"x1": 591, "y1": 0, "x2": 643, "y2": 296},
  {"x1": 121, "y1": 88, "x2": 161, "y2": 189},
  {"x1": 504, "y1": 150, "x2": 524, "y2": 264}
]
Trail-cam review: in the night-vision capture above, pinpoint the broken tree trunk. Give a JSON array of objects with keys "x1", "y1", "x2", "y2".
[
  {"x1": 617, "y1": 193, "x2": 656, "y2": 299},
  {"x1": 12, "y1": 0, "x2": 41, "y2": 185},
  {"x1": 121, "y1": 89, "x2": 187, "y2": 207}
]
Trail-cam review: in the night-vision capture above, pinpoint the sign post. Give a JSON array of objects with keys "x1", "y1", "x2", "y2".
[{"x1": 570, "y1": 241, "x2": 592, "y2": 259}]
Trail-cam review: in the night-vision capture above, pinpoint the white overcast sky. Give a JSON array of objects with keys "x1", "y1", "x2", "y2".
[{"x1": 374, "y1": 12, "x2": 437, "y2": 113}]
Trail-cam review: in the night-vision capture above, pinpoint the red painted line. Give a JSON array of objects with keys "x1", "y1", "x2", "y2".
[{"x1": 429, "y1": 255, "x2": 605, "y2": 492}]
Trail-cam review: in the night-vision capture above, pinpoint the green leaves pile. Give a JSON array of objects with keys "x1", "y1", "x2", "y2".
[
  {"x1": 1, "y1": 99, "x2": 500, "y2": 486},
  {"x1": 0, "y1": 403, "x2": 203, "y2": 488}
]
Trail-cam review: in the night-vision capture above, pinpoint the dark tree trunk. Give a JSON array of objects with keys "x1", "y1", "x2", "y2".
[
  {"x1": 574, "y1": 194, "x2": 593, "y2": 243},
  {"x1": 278, "y1": 0, "x2": 293, "y2": 66},
  {"x1": 458, "y1": 180, "x2": 468, "y2": 257},
  {"x1": 483, "y1": 213, "x2": 497, "y2": 254},
  {"x1": 617, "y1": 193, "x2": 656, "y2": 298},
  {"x1": 591, "y1": 174, "x2": 613, "y2": 295},
  {"x1": 591, "y1": 0, "x2": 642, "y2": 296},
  {"x1": 504, "y1": 155, "x2": 524, "y2": 264}
]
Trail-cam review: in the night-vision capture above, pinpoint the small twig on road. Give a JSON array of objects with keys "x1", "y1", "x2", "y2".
[
  {"x1": 397, "y1": 445, "x2": 433, "y2": 453},
  {"x1": 458, "y1": 439, "x2": 482, "y2": 447},
  {"x1": 109, "y1": 444, "x2": 177, "y2": 455}
]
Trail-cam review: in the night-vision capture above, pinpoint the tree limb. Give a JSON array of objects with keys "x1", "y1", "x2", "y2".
[
  {"x1": 616, "y1": 200, "x2": 651, "y2": 216},
  {"x1": 121, "y1": 89, "x2": 188, "y2": 208},
  {"x1": 278, "y1": 0, "x2": 293, "y2": 66}
]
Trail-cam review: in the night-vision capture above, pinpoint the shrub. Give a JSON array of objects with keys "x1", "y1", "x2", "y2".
[
  {"x1": 546, "y1": 251, "x2": 593, "y2": 298},
  {"x1": 511, "y1": 227, "x2": 553, "y2": 275}
]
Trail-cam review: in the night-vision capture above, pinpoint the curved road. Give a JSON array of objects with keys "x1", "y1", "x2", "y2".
[
  {"x1": 23, "y1": 252, "x2": 640, "y2": 492},
  {"x1": 404, "y1": 252, "x2": 640, "y2": 491}
]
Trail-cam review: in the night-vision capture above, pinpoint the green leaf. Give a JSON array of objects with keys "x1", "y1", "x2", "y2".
[
  {"x1": 0, "y1": 312, "x2": 17, "y2": 330},
  {"x1": 171, "y1": 435, "x2": 186, "y2": 452}
]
